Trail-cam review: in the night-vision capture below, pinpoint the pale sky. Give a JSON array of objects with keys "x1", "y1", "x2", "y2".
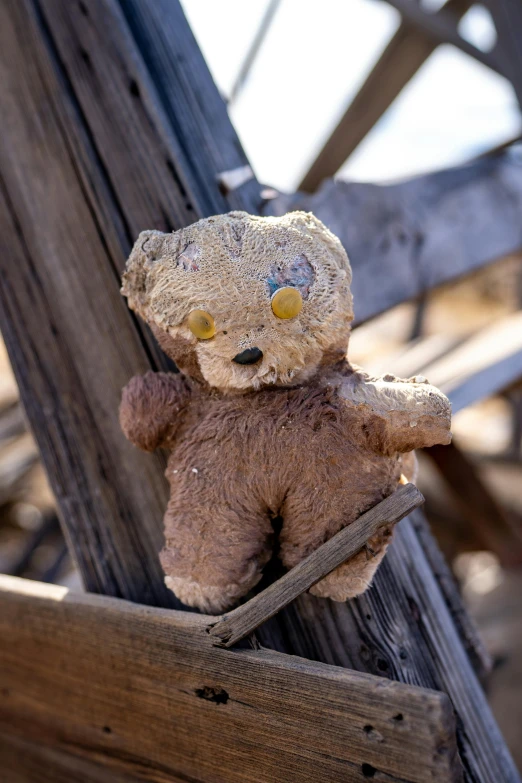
[{"x1": 181, "y1": 0, "x2": 521, "y2": 191}]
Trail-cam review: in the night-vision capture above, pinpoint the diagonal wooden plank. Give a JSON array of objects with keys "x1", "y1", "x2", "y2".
[
  {"x1": 300, "y1": 0, "x2": 472, "y2": 193},
  {"x1": 0, "y1": 0, "x2": 260, "y2": 606},
  {"x1": 0, "y1": 575, "x2": 462, "y2": 783}
]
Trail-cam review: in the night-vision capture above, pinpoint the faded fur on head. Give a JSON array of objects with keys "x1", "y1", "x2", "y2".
[{"x1": 121, "y1": 211, "x2": 353, "y2": 391}]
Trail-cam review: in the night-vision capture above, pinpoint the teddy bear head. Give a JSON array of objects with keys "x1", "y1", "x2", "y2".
[{"x1": 122, "y1": 211, "x2": 353, "y2": 392}]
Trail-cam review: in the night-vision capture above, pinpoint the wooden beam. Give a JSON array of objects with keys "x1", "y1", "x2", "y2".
[
  {"x1": 410, "y1": 510, "x2": 492, "y2": 683},
  {"x1": 269, "y1": 154, "x2": 522, "y2": 324},
  {"x1": 228, "y1": 0, "x2": 282, "y2": 105},
  {"x1": 486, "y1": 0, "x2": 522, "y2": 109},
  {"x1": 383, "y1": 0, "x2": 503, "y2": 74},
  {"x1": 299, "y1": 0, "x2": 472, "y2": 193},
  {"x1": 0, "y1": 575, "x2": 462, "y2": 783},
  {"x1": 210, "y1": 484, "x2": 423, "y2": 647},
  {"x1": 117, "y1": 0, "x2": 260, "y2": 213}
]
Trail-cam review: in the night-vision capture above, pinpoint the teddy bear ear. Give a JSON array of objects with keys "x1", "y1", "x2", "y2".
[{"x1": 121, "y1": 230, "x2": 169, "y2": 317}]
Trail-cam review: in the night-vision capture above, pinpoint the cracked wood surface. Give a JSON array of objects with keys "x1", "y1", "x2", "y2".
[{"x1": 0, "y1": 575, "x2": 462, "y2": 783}]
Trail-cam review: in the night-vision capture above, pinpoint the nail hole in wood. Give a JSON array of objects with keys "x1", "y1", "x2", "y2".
[
  {"x1": 129, "y1": 79, "x2": 141, "y2": 99},
  {"x1": 195, "y1": 686, "x2": 229, "y2": 705},
  {"x1": 362, "y1": 763, "x2": 377, "y2": 777},
  {"x1": 393, "y1": 713, "x2": 404, "y2": 722},
  {"x1": 102, "y1": 726, "x2": 111, "y2": 734}
]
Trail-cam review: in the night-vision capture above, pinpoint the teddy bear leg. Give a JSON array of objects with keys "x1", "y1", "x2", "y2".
[
  {"x1": 160, "y1": 497, "x2": 274, "y2": 614},
  {"x1": 309, "y1": 526, "x2": 393, "y2": 601},
  {"x1": 279, "y1": 495, "x2": 394, "y2": 602}
]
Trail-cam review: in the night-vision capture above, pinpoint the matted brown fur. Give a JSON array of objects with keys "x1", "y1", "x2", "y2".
[{"x1": 120, "y1": 211, "x2": 451, "y2": 612}]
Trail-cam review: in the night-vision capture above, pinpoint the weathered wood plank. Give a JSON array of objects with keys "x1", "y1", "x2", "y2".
[
  {"x1": 299, "y1": 0, "x2": 471, "y2": 192},
  {"x1": 268, "y1": 156, "x2": 522, "y2": 324},
  {"x1": 487, "y1": 0, "x2": 522, "y2": 108},
  {"x1": 0, "y1": 575, "x2": 462, "y2": 783},
  {"x1": 0, "y1": 3, "x2": 174, "y2": 605},
  {"x1": 210, "y1": 484, "x2": 423, "y2": 647},
  {"x1": 364, "y1": 313, "x2": 522, "y2": 568},
  {"x1": 0, "y1": 733, "x2": 143, "y2": 783},
  {"x1": 410, "y1": 510, "x2": 492, "y2": 683}
]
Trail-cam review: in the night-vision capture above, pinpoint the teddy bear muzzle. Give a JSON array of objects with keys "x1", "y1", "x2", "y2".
[{"x1": 232, "y1": 347, "x2": 263, "y2": 365}]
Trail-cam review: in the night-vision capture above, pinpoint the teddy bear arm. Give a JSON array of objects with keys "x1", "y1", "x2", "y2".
[
  {"x1": 339, "y1": 372, "x2": 451, "y2": 456},
  {"x1": 119, "y1": 371, "x2": 191, "y2": 452},
  {"x1": 368, "y1": 404, "x2": 452, "y2": 456}
]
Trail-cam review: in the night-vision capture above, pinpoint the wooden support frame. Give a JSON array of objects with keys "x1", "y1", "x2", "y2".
[
  {"x1": 382, "y1": 0, "x2": 502, "y2": 74},
  {"x1": 301, "y1": 0, "x2": 522, "y2": 192},
  {"x1": 299, "y1": 0, "x2": 472, "y2": 193},
  {"x1": 485, "y1": 0, "x2": 522, "y2": 108},
  {"x1": 0, "y1": 2, "x2": 520, "y2": 781}
]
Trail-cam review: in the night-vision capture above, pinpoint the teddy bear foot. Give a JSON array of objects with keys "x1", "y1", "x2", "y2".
[
  {"x1": 165, "y1": 574, "x2": 258, "y2": 615},
  {"x1": 309, "y1": 541, "x2": 390, "y2": 602}
]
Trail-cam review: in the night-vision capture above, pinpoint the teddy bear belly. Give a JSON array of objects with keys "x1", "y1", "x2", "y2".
[
  {"x1": 167, "y1": 406, "x2": 402, "y2": 537},
  {"x1": 162, "y1": 404, "x2": 403, "y2": 611}
]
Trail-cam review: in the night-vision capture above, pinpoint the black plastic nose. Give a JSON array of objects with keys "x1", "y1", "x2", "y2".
[{"x1": 232, "y1": 347, "x2": 263, "y2": 365}]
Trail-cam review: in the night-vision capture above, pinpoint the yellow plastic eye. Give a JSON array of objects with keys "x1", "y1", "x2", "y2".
[
  {"x1": 271, "y1": 287, "x2": 303, "y2": 319},
  {"x1": 187, "y1": 309, "x2": 216, "y2": 339}
]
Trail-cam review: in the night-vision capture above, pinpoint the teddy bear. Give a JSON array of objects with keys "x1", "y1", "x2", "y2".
[{"x1": 119, "y1": 211, "x2": 451, "y2": 613}]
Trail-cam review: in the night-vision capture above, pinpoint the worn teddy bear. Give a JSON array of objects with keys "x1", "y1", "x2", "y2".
[{"x1": 120, "y1": 211, "x2": 451, "y2": 613}]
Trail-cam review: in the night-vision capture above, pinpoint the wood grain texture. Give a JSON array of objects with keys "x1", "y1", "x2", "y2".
[
  {"x1": 299, "y1": 0, "x2": 471, "y2": 192},
  {"x1": 268, "y1": 155, "x2": 522, "y2": 325},
  {"x1": 0, "y1": 575, "x2": 462, "y2": 783},
  {"x1": 410, "y1": 510, "x2": 492, "y2": 683},
  {"x1": 0, "y1": 0, "x2": 174, "y2": 606},
  {"x1": 210, "y1": 484, "x2": 423, "y2": 647}
]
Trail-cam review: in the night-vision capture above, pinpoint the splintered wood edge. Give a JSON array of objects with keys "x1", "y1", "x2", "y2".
[{"x1": 209, "y1": 483, "x2": 424, "y2": 648}]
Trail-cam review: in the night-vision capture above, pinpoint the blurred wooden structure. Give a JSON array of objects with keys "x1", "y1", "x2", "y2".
[
  {"x1": 300, "y1": 0, "x2": 522, "y2": 192},
  {"x1": 0, "y1": 1, "x2": 521, "y2": 781}
]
